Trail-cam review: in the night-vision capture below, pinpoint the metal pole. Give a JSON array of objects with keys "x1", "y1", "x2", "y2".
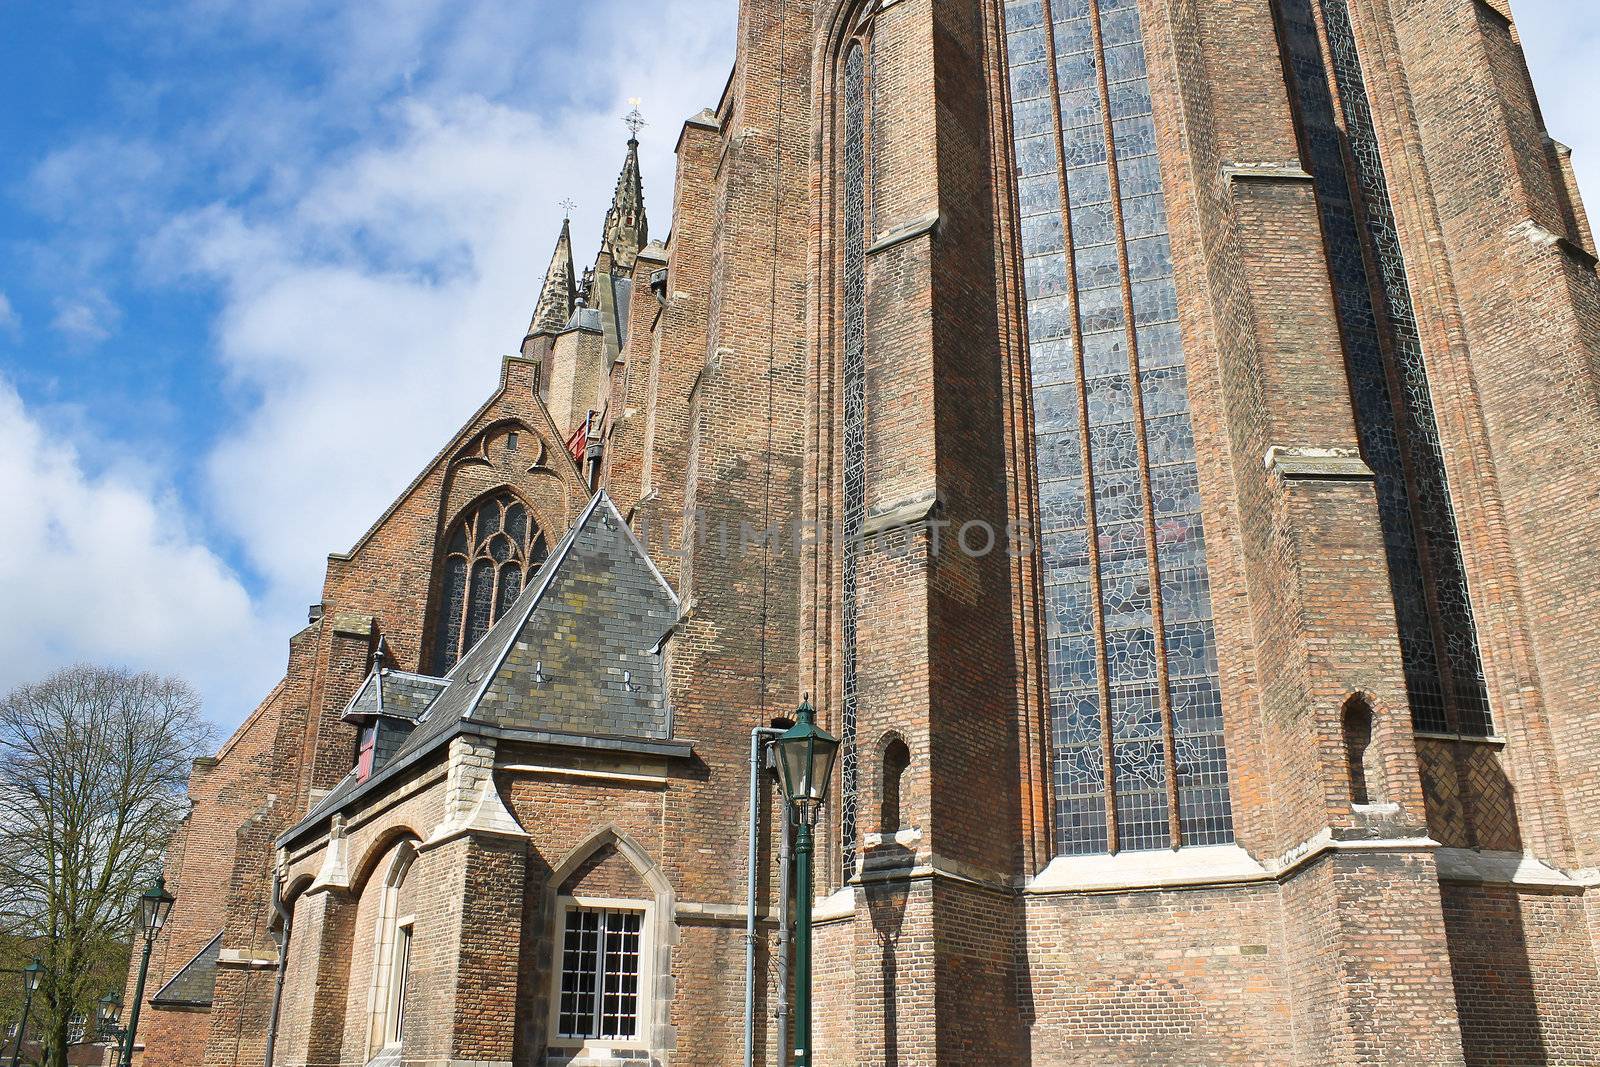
[
  {"x1": 775, "y1": 800, "x2": 793, "y2": 1067},
  {"x1": 120, "y1": 936, "x2": 155, "y2": 1067},
  {"x1": 7, "y1": 979, "x2": 35, "y2": 1067},
  {"x1": 792, "y1": 814, "x2": 814, "y2": 1067},
  {"x1": 744, "y1": 726, "x2": 783, "y2": 1067}
]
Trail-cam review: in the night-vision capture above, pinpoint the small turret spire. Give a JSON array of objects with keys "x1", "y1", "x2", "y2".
[
  {"x1": 527, "y1": 214, "x2": 577, "y2": 340},
  {"x1": 602, "y1": 103, "x2": 649, "y2": 271}
]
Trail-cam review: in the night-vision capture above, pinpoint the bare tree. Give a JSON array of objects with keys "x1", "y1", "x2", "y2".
[{"x1": 0, "y1": 666, "x2": 211, "y2": 1067}]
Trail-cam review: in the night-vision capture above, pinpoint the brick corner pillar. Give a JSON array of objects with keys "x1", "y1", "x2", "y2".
[
  {"x1": 814, "y1": 0, "x2": 1033, "y2": 1061},
  {"x1": 269, "y1": 884, "x2": 357, "y2": 1067},
  {"x1": 410, "y1": 736, "x2": 528, "y2": 1067}
]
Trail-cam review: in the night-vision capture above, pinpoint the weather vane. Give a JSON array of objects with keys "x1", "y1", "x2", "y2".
[
  {"x1": 559, "y1": 198, "x2": 577, "y2": 220},
  {"x1": 625, "y1": 97, "x2": 647, "y2": 140}
]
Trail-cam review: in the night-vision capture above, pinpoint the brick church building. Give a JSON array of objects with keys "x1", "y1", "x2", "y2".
[{"x1": 122, "y1": 0, "x2": 1600, "y2": 1063}]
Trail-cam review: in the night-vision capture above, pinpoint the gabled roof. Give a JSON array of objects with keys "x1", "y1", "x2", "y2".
[
  {"x1": 281, "y1": 491, "x2": 682, "y2": 847},
  {"x1": 150, "y1": 931, "x2": 222, "y2": 1010},
  {"x1": 342, "y1": 669, "x2": 449, "y2": 725}
]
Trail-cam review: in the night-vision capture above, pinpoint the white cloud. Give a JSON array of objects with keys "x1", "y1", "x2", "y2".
[
  {"x1": 0, "y1": 293, "x2": 19, "y2": 337},
  {"x1": 51, "y1": 290, "x2": 121, "y2": 345},
  {"x1": 0, "y1": 375, "x2": 281, "y2": 725},
  {"x1": 0, "y1": 0, "x2": 734, "y2": 729},
  {"x1": 147, "y1": 0, "x2": 735, "y2": 595}
]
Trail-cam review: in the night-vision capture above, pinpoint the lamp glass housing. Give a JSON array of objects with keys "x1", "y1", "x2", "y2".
[
  {"x1": 774, "y1": 700, "x2": 840, "y2": 826},
  {"x1": 98, "y1": 993, "x2": 121, "y2": 1026},
  {"x1": 23, "y1": 959, "x2": 43, "y2": 992},
  {"x1": 139, "y1": 876, "x2": 176, "y2": 940}
]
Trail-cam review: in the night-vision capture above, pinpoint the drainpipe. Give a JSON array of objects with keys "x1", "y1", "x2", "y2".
[
  {"x1": 745, "y1": 726, "x2": 785, "y2": 1067},
  {"x1": 263, "y1": 871, "x2": 291, "y2": 1067}
]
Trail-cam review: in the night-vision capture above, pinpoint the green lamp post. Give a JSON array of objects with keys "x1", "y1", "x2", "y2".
[
  {"x1": 6, "y1": 959, "x2": 43, "y2": 1067},
  {"x1": 120, "y1": 876, "x2": 176, "y2": 1067},
  {"x1": 772, "y1": 698, "x2": 840, "y2": 1067}
]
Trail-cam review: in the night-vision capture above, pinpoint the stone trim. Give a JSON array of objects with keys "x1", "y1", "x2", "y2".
[
  {"x1": 867, "y1": 211, "x2": 940, "y2": 256},
  {"x1": 860, "y1": 489, "x2": 940, "y2": 537},
  {"x1": 811, "y1": 887, "x2": 857, "y2": 927},
  {"x1": 1414, "y1": 730, "x2": 1508, "y2": 746},
  {"x1": 1222, "y1": 161, "x2": 1315, "y2": 184},
  {"x1": 1436, "y1": 848, "x2": 1589, "y2": 891},
  {"x1": 1510, "y1": 217, "x2": 1598, "y2": 268},
  {"x1": 499, "y1": 763, "x2": 669, "y2": 788},
  {"x1": 423, "y1": 736, "x2": 527, "y2": 850},
  {"x1": 1264, "y1": 445, "x2": 1376, "y2": 481}
]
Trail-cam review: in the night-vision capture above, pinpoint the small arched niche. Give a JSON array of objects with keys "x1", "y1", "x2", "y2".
[
  {"x1": 880, "y1": 737, "x2": 912, "y2": 837},
  {"x1": 1342, "y1": 696, "x2": 1378, "y2": 806}
]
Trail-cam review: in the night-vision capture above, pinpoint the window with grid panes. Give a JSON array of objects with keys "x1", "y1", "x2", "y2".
[{"x1": 557, "y1": 907, "x2": 644, "y2": 1042}]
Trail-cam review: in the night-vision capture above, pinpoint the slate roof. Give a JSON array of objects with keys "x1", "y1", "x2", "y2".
[
  {"x1": 280, "y1": 492, "x2": 682, "y2": 847},
  {"x1": 150, "y1": 931, "x2": 222, "y2": 1009},
  {"x1": 342, "y1": 669, "x2": 448, "y2": 724}
]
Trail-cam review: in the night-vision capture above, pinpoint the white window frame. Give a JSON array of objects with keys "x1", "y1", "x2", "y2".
[
  {"x1": 547, "y1": 896, "x2": 655, "y2": 1058},
  {"x1": 385, "y1": 918, "x2": 414, "y2": 1047}
]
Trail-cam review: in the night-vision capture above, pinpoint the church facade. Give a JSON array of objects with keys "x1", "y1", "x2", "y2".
[{"x1": 124, "y1": 0, "x2": 1600, "y2": 1063}]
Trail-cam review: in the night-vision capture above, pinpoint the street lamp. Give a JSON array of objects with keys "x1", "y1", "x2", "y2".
[
  {"x1": 97, "y1": 994, "x2": 125, "y2": 1048},
  {"x1": 119, "y1": 876, "x2": 176, "y2": 1067},
  {"x1": 7, "y1": 959, "x2": 43, "y2": 1067},
  {"x1": 772, "y1": 698, "x2": 839, "y2": 1067}
]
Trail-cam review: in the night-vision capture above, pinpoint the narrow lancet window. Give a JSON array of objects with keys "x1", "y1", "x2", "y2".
[
  {"x1": 840, "y1": 41, "x2": 869, "y2": 877},
  {"x1": 1277, "y1": 0, "x2": 1493, "y2": 737}
]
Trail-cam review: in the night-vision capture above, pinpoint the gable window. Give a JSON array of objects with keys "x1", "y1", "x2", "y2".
[
  {"x1": 554, "y1": 901, "x2": 648, "y2": 1045},
  {"x1": 430, "y1": 491, "x2": 549, "y2": 675}
]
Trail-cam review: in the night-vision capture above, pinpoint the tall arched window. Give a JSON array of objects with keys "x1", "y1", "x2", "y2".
[
  {"x1": 430, "y1": 491, "x2": 549, "y2": 675},
  {"x1": 839, "y1": 40, "x2": 869, "y2": 879},
  {"x1": 1002, "y1": 0, "x2": 1233, "y2": 855}
]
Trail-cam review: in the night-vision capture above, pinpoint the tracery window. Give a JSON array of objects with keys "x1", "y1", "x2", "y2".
[
  {"x1": 839, "y1": 41, "x2": 869, "y2": 878},
  {"x1": 1003, "y1": 0, "x2": 1233, "y2": 855},
  {"x1": 1278, "y1": 0, "x2": 1493, "y2": 737},
  {"x1": 430, "y1": 491, "x2": 549, "y2": 675}
]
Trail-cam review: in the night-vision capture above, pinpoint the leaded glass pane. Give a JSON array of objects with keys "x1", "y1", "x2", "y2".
[
  {"x1": 839, "y1": 43, "x2": 868, "y2": 878},
  {"x1": 429, "y1": 491, "x2": 548, "y2": 675},
  {"x1": 1279, "y1": 0, "x2": 1493, "y2": 736},
  {"x1": 1003, "y1": 0, "x2": 1233, "y2": 855}
]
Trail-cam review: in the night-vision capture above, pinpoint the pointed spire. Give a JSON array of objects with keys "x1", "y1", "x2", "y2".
[
  {"x1": 527, "y1": 214, "x2": 577, "y2": 339},
  {"x1": 602, "y1": 104, "x2": 649, "y2": 271}
]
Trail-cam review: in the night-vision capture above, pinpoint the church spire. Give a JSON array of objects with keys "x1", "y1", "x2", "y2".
[
  {"x1": 527, "y1": 211, "x2": 577, "y2": 340},
  {"x1": 601, "y1": 104, "x2": 649, "y2": 271}
]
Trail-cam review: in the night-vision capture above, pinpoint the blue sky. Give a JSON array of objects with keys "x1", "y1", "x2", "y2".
[{"x1": 0, "y1": 1, "x2": 1595, "y2": 734}]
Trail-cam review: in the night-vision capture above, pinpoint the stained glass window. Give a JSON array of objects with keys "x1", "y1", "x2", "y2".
[
  {"x1": 840, "y1": 42, "x2": 868, "y2": 879},
  {"x1": 1279, "y1": 0, "x2": 1493, "y2": 736},
  {"x1": 1003, "y1": 0, "x2": 1233, "y2": 855},
  {"x1": 429, "y1": 491, "x2": 549, "y2": 675}
]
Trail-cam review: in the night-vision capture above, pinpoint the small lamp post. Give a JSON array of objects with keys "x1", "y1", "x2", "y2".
[
  {"x1": 6, "y1": 959, "x2": 43, "y2": 1067},
  {"x1": 772, "y1": 698, "x2": 840, "y2": 1067},
  {"x1": 119, "y1": 876, "x2": 176, "y2": 1067}
]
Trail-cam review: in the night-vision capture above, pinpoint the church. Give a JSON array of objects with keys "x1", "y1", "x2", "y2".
[{"x1": 123, "y1": 0, "x2": 1600, "y2": 1064}]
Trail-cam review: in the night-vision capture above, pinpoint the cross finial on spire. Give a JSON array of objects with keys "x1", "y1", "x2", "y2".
[
  {"x1": 624, "y1": 98, "x2": 646, "y2": 141},
  {"x1": 559, "y1": 198, "x2": 577, "y2": 220}
]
